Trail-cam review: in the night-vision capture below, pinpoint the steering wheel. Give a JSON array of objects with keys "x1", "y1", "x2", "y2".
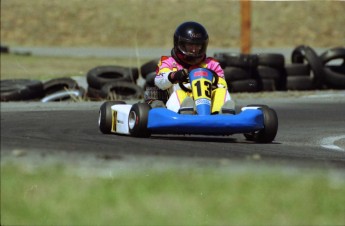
[{"x1": 178, "y1": 69, "x2": 219, "y2": 93}]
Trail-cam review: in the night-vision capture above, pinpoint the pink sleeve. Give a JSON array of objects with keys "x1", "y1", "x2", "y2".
[
  {"x1": 205, "y1": 57, "x2": 224, "y2": 78},
  {"x1": 154, "y1": 56, "x2": 176, "y2": 90}
]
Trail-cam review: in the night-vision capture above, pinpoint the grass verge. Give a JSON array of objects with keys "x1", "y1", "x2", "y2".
[
  {"x1": 1, "y1": 162, "x2": 345, "y2": 225},
  {"x1": 0, "y1": 53, "x2": 149, "y2": 81}
]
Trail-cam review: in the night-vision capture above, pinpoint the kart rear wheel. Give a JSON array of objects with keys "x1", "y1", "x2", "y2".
[
  {"x1": 244, "y1": 105, "x2": 278, "y2": 143},
  {"x1": 128, "y1": 103, "x2": 151, "y2": 137},
  {"x1": 99, "y1": 101, "x2": 126, "y2": 134}
]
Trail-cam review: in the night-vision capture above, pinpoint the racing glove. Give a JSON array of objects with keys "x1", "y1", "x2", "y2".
[{"x1": 168, "y1": 69, "x2": 189, "y2": 84}]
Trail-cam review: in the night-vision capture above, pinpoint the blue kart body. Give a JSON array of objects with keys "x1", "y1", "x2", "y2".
[
  {"x1": 146, "y1": 68, "x2": 265, "y2": 135},
  {"x1": 147, "y1": 108, "x2": 264, "y2": 135}
]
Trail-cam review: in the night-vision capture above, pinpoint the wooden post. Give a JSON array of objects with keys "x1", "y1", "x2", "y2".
[{"x1": 241, "y1": 0, "x2": 251, "y2": 54}]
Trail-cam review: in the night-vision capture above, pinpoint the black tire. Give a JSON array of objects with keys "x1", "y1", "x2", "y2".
[
  {"x1": 261, "y1": 79, "x2": 275, "y2": 91},
  {"x1": 86, "y1": 86, "x2": 103, "y2": 100},
  {"x1": 1, "y1": 79, "x2": 44, "y2": 101},
  {"x1": 257, "y1": 66, "x2": 283, "y2": 91},
  {"x1": 326, "y1": 65, "x2": 345, "y2": 74},
  {"x1": 87, "y1": 65, "x2": 139, "y2": 89},
  {"x1": 256, "y1": 53, "x2": 287, "y2": 91},
  {"x1": 285, "y1": 64, "x2": 310, "y2": 76},
  {"x1": 257, "y1": 53, "x2": 285, "y2": 69},
  {"x1": 214, "y1": 52, "x2": 258, "y2": 68},
  {"x1": 229, "y1": 79, "x2": 261, "y2": 93},
  {"x1": 100, "y1": 82, "x2": 144, "y2": 100},
  {"x1": 244, "y1": 105, "x2": 278, "y2": 143},
  {"x1": 320, "y1": 47, "x2": 345, "y2": 65},
  {"x1": 291, "y1": 45, "x2": 324, "y2": 88},
  {"x1": 224, "y1": 67, "x2": 252, "y2": 81},
  {"x1": 128, "y1": 103, "x2": 151, "y2": 137},
  {"x1": 43, "y1": 77, "x2": 79, "y2": 96},
  {"x1": 227, "y1": 53, "x2": 259, "y2": 68},
  {"x1": 323, "y1": 67, "x2": 345, "y2": 89},
  {"x1": 287, "y1": 76, "x2": 314, "y2": 90},
  {"x1": 145, "y1": 72, "x2": 156, "y2": 87},
  {"x1": 98, "y1": 101, "x2": 126, "y2": 134},
  {"x1": 140, "y1": 59, "x2": 159, "y2": 78},
  {"x1": 41, "y1": 89, "x2": 85, "y2": 102}
]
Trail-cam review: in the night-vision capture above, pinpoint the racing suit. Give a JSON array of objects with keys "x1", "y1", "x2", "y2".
[{"x1": 153, "y1": 55, "x2": 232, "y2": 113}]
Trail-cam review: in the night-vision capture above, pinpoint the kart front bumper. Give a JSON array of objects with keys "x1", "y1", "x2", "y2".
[{"x1": 147, "y1": 108, "x2": 264, "y2": 135}]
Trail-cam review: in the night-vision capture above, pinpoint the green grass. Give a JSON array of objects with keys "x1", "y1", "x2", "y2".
[
  {"x1": 0, "y1": 53, "x2": 150, "y2": 80},
  {"x1": 1, "y1": 163, "x2": 345, "y2": 226}
]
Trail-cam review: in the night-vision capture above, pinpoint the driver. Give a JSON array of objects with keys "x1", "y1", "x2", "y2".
[{"x1": 153, "y1": 21, "x2": 235, "y2": 114}]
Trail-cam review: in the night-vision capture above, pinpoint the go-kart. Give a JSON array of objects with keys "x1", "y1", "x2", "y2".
[{"x1": 98, "y1": 68, "x2": 278, "y2": 143}]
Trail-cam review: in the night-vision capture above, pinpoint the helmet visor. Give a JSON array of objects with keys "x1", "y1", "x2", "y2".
[{"x1": 177, "y1": 37, "x2": 208, "y2": 57}]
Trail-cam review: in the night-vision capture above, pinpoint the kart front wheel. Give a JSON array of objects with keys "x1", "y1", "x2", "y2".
[
  {"x1": 244, "y1": 105, "x2": 278, "y2": 143},
  {"x1": 128, "y1": 103, "x2": 151, "y2": 137},
  {"x1": 99, "y1": 101, "x2": 126, "y2": 134}
]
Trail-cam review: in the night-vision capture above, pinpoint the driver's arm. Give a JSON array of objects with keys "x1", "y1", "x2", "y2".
[
  {"x1": 154, "y1": 56, "x2": 181, "y2": 90},
  {"x1": 155, "y1": 68, "x2": 174, "y2": 90}
]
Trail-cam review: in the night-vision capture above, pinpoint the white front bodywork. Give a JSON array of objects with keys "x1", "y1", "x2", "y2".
[
  {"x1": 241, "y1": 106, "x2": 260, "y2": 111},
  {"x1": 165, "y1": 91, "x2": 181, "y2": 113},
  {"x1": 111, "y1": 104, "x2": 132, "y2": 135}
]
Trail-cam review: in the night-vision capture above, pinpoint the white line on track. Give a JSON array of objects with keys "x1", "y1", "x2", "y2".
[{"x1": 320, "y1": 135, "x2": 345, "y2": 152}]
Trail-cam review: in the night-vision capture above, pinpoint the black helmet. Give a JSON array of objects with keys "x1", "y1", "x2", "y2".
[{"x1": 173, "y1": 21, "x2": 209, "y2": 65}]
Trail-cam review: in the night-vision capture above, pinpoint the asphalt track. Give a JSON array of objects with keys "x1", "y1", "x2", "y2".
[{"x1": 1, "y1": 92, "x2": 345, "y2": 169}]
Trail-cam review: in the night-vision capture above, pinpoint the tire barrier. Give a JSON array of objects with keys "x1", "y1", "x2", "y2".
[
  {"x1": 285, "y1": 64, "x2": 310, "y2": 76},
  {"x1": 1, "y1": 79, "x2": 44, "y2": 101},
  {"x1": 43, "y1": 77, "x2": 80, "y2": 96},
  {"x1": 216, "y1": 52, "x2": 286, "y2": 92},
  {"x1": 320, "y1": 47, "x2": 345, "y2": 89},
  {"x1": 214, "y1": 45, "x2": 345, "y2": 92},
  {"x1": 86, "y1": 65, "x2": 140, "y2": 100},
  {"x1": 257, "y1": 53, "x2": 287, "y2": 91},
  {"x1": 100, "y1": 81, "x2": 144, "y2": 100},
  {"x1": 86, "y1": 65, "x2": 139, "y2": 89},
  {"x1": 215, "y1": 52, "x2": 259, "y2": 68},
  {"x1": 41, "y1": 88, "x2": 85, "y2": 102},
  {"x1": 322, "y1": 67, "x2": 345, "y2": 89},
  {"x1": 140, "y1": 58, "x2": 159, "y2": 79},
  {"x1": 257, "y1": 66, "x2": 283, "y2": 91},
  {"x1": 224, "y1": 67, "x2": 262, "y2": 93},
  {"x1": 285, "y1": 64, "x2": 314, "y2": 91},
  {"x1": 215, "y1": 53, "x2": 262, "y2": 93},
  {"x1": 1, "y1": 45, "x2": 344, "y2": 102},
  {"x1": 291, "y1": 45, "x2": 325, "y2": 89},
  {"x1": 320, "y1": 47, "x2": 345, "y2": 65}
]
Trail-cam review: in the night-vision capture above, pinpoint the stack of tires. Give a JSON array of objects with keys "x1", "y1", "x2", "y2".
[
  {"x1": 286, "y1": 45, "x2": 325, "y2": 90},
  {"x1": 41, "y1": 77, "x2": 85, "y2": 102},
  {"x1": 214, "y1": 45, "x2": 345, "y2": 92},
  {"x1": 1, "y1": 77, "x2": 84, "y2": 102},
  {"x1": 2, "y1": 46, "x2": 343, "y2": 102},
  {"x1": 285, "y1": 45, "x2": 345, "y2": 90},
  {"x1": 214, "y1": 52, "x2": 287, "y2": 92},
  {"x1": 320, "y1": 47, "x2": 345, "y2": 89},
  {"x1": 86, "y1": 65, "x2": 144, "y2": 100},
  {"x1": 1, "y1": 79, "x2": 44, "y2": 101}
]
